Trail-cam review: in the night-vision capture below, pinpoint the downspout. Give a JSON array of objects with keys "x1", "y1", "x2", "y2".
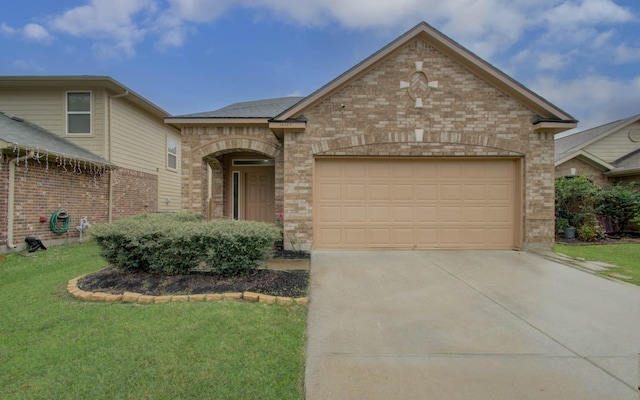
[
  {"x1": 7, "y1": 151, "x2": 35, "y2": 249},
  {"x1": 107, "y1": 90, "x2": 129, "y2": 222}
]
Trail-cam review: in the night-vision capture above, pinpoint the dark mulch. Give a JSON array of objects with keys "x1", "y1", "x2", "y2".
[{"x1": 79, "y1": 265, "x2": 310, "y2": 298}]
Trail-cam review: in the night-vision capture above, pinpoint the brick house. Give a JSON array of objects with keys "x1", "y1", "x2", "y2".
[
  {"x1": 555, "y1": 113, "x2": 640, "y2": 186},
  {"x1": 166, "y1": 22, "x2": 576, "y2": 251},
  {"x1": 0, "y1": 76, "x2": 181, "y2": 251}
]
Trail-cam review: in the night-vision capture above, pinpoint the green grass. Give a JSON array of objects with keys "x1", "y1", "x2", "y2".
[
  {"x1": 0, "y1": 242, "x2": 307, "y2": 400},
  {"x1": 554, "y1": 243, "x2": 640, "y2": 285}
]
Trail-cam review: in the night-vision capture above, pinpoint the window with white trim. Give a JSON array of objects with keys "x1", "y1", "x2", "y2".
[
  {"x1": 167, "y1": 137, "x2": 177, "y2": 169},
  {"x1": 66, "y1": 92, "x2": 91, "y2": 135}
]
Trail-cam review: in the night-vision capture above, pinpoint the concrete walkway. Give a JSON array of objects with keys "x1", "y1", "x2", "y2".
[{"x1": 305, "y1": 250, "x2": 640, "y2": 400}]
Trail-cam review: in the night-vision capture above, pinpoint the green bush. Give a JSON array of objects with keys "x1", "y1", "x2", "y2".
[
  {"x1": 577, "y1": 218, "x2": 604, "y2": 242},
  {"x1": 555, "y1": 176, "x2": 600, "y2": 230},
  {"x1": 595, "y1": 183, "x2": 640, "y2": 233},
  {"x1": 201, "y1": 220, "x2": 282, "y2": 277},
  {"x1": 91, "y1": 213, "x2": 281, "y2": 276}
]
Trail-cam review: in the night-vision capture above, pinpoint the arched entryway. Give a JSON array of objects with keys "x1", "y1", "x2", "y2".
[{"x1": 186, "y1": 137, "x2": 282, "y2": 222}]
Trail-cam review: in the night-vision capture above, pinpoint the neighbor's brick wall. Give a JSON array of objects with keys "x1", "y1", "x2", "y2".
[
  {"x1": 284, "y1": 38, "x2": 549, "y2": 250},
  {"x1": 111, "y1": 168, "x2": 158, "y2": 219},
  {"x1": 0, "y1": 155, "x2": 9, "y2": 248},
  {"x1": 555, "y1": 158, "x2": 609, "y2": 186},
  {"x1": 8, "y1": 157, "x2": 110, "y2": 246}
]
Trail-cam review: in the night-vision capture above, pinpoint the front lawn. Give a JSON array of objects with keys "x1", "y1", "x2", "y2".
[
  {"x1": 554, "y1": 242, "x2": 640, "y2": 286},
  {"x1": 0, "y1": 242, "x2": 307, "y2": 400}
]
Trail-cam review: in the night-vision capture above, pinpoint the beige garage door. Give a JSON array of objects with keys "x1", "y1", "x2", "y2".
[{"x1": 313, "y1": 158, "x2": 520, "y2": 249}]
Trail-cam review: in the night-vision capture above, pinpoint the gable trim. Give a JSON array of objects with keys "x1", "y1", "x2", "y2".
[
  {"x1": 577, "y1": 116, "x2": 640, "y2": 152},
  {"x1": 274, "y1": 22, "x2": 575, "y2": 124},
  {"x1": 555, "y1": 150, "x2": 614, "y2": 171}
]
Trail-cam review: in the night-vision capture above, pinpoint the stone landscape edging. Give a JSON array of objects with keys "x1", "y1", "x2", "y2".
[{"x1": 66, "y1": 277, "x2": 309, "y2": 306}]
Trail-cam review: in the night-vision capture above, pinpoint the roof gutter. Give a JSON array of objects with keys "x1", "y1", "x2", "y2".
[{"x1": 7, "y1": 151, "x2": 35, "y2": 250}]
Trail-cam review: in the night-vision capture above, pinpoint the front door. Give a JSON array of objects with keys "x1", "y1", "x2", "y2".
[{"x1": 245, "y1": 169, "x2": 275, "y2": 223}]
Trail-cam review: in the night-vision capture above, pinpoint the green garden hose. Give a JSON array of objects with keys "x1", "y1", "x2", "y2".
[{"x1": 50, "y1": 209, "x2": 71, "y2": 234}]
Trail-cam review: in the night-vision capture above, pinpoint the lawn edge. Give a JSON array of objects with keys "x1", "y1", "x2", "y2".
[{"x1": 67, "y1": 276, "x2": 309, "y2": 306}]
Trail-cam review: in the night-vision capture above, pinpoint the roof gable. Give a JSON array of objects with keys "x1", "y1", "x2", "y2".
[{"x1": 275, "y1": 22, "x2": 575, "y2": 125}]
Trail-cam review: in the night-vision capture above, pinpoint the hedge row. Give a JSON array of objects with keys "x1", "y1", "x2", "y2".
[{"x1": 91, "y1": 213, "x2": 282, "y2": 277}]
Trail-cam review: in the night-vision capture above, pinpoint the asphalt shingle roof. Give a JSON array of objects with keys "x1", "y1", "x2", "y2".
[
  {"x1": 0, "y1": 111, "x2": 113, "y2": 166},
  {"x1": 169, "y1": 97, "x2": 305, "y2": 119}
]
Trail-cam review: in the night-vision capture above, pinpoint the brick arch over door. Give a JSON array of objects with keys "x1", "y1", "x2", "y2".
[
  {"x1": 311, "y1": 132, "x2": 525, "y2": 156},
  {"x1": 183, "y1": 137, "x2": 282, "y2": 216}
]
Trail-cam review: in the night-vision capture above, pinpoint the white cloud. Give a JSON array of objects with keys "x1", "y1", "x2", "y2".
[
  {"x1": 1, "y1": 22, "x2": 18, "y2": 35},
  {"x1": 23, "y1": 23, "x2": 53, "y2": 43},
  {"x1": 10, "y1": 59, "x2": 45, "y2": 72},
  {"x1": 536, "y1": 53, "x2": 570, "y2": 71},
  {"x1": 613, "y1": 43, "x2": 640, "y2": 64},
  {"x1": 49, "y1": 0, "x2": 155, "y2": 58},
  {"x1": 0, "y1": 22, "x2": 52, "y2": 43},
  {"x1": 591, "y1": 29, "x2": 614, "y2": 48},
  {"x1": 544, "y1": 0, "x2": 634, "y2": 26},
  {"x1": 531, "y1": 74, "x2": 640, "y2": 130}
]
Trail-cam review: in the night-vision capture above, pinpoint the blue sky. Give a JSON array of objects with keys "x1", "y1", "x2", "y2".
[{"x1": 1, "y1": 0, "x2": 639, "y2": 133}]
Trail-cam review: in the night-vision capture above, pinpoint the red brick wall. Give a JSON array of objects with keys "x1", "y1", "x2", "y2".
[
  {"x1": 9, "y1": 157, "x2": 110, "y2": 246},
  {"x1": 0, "y1": 156, "x2": 9, "y2": 248},
  {"x1": 2, "y1": 156, "x2": 159, "y2": 251},
  {"x1": 111, "y1": 168, "x2": 158, "y2": 219}
]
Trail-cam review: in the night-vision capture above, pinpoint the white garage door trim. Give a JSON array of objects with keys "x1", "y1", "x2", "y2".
[{"x1": 313, "y1": 157, "x2": 522, "y2": 249}]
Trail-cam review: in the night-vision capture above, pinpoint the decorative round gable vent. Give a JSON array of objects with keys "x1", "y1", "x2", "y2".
[{"x1": 629, "y1": 128, "x2": 640, "y2": 143}]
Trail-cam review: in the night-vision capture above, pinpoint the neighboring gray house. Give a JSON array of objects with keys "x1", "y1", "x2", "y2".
[{"x1": 555, "y1": 114, "x2": 640, "y2": 185}]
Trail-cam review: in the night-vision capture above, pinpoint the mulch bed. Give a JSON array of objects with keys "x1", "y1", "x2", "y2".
[{"x1": 79, "y1": 260, "x2": 310, "y2": 298}]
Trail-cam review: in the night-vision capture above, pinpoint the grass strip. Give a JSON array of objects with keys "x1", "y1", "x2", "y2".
[
  {"x1": 554, "y1": 242, "x2": 640, "y2": 285},
  {"x1": 0, "y1": 242, "x2": 307, "y2": 400}
]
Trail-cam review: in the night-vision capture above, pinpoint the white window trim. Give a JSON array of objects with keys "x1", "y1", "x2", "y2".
[
  {"x1": 167, "y1": 137, "x2": 178, "y2": 170},
  {"x1": 65, "y1": 91, "x2": 92, "y2": 136}
]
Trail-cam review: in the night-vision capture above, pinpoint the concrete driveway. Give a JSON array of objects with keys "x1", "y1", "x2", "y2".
[{"x1": 305, "y1": 250, "x2": 640, "y2": 400}]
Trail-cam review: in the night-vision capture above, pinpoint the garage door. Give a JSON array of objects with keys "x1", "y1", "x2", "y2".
[{"x1": 313, "y1": 158, "x2": 520, "y2": 249}]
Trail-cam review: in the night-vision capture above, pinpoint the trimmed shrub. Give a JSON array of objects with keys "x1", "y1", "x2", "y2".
[
  {"x1": 91, "y1": 213, "x2": 281, "y2": 276},
  {"x1": 201, "y1": 220, "x2": 282, "y2": 277}
]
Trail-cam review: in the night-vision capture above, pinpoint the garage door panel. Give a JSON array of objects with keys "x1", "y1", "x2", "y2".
[
  {"x1": 417, "y1": 185, "x2": 438, "y2": 200},
  {"x1": 441, "y1": 184, "x2": 462, "y2": 200},
  {"x1": 318, "y1": 228, "x2": 342, "y2": 245},
  {"x1": 369, "y1": 229, "x2": 391, "y2": 245},
  {"x1": 314, "y1": 158, "x2": 518, "y2": 249},
  {"x1": 318, "y1": 206, "x2": 342, "y2": 223},
  {"x1": 369, "y1": 163, "x2": 391, "y2": 178},
  {"x1": 489, "y1": 184, "x2": 512, "y2": 200},
  {"x1": 345, "y1": 229, "x2": 366, "y2": 245},
  {"x1": 416, "y1": 206, "x2": 438, "y2": 222},
  {"x1": 345, "y1": 163, "x2": 366, "y2": 178},
  {"x1": 393, "y1": 184, "x2": 414, "y2": 200},
  {"x1": 393, "y1": 228, "x2": 414, "y2": 245},
  {"x1": 464, "y1": 206, "x2": 487, "y2": 222},
  {"x1": 318, "y1": 183, "x2": 342, "y2": 200},
  {"x1": 441, "y1": 206, "x2": 463, "y2": 222},
  {"x1": 369, "y1": 184, "x2": 390, "y2": 200},
  {"x1": 345, "y1": 206, "x2": 366, "y2": 222},
  {"x1": 345, "y1": 184, "x2": 366, "y2": 200},
  {"x1": 369, "y1": 206, "x2": 390, "y2": 222},
  {"x1": 464, "y1": 184, "x2": 487, "y2": 200},
  {"x1": 392, "y1": 206, "x2": 414, "y2": 222}
]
